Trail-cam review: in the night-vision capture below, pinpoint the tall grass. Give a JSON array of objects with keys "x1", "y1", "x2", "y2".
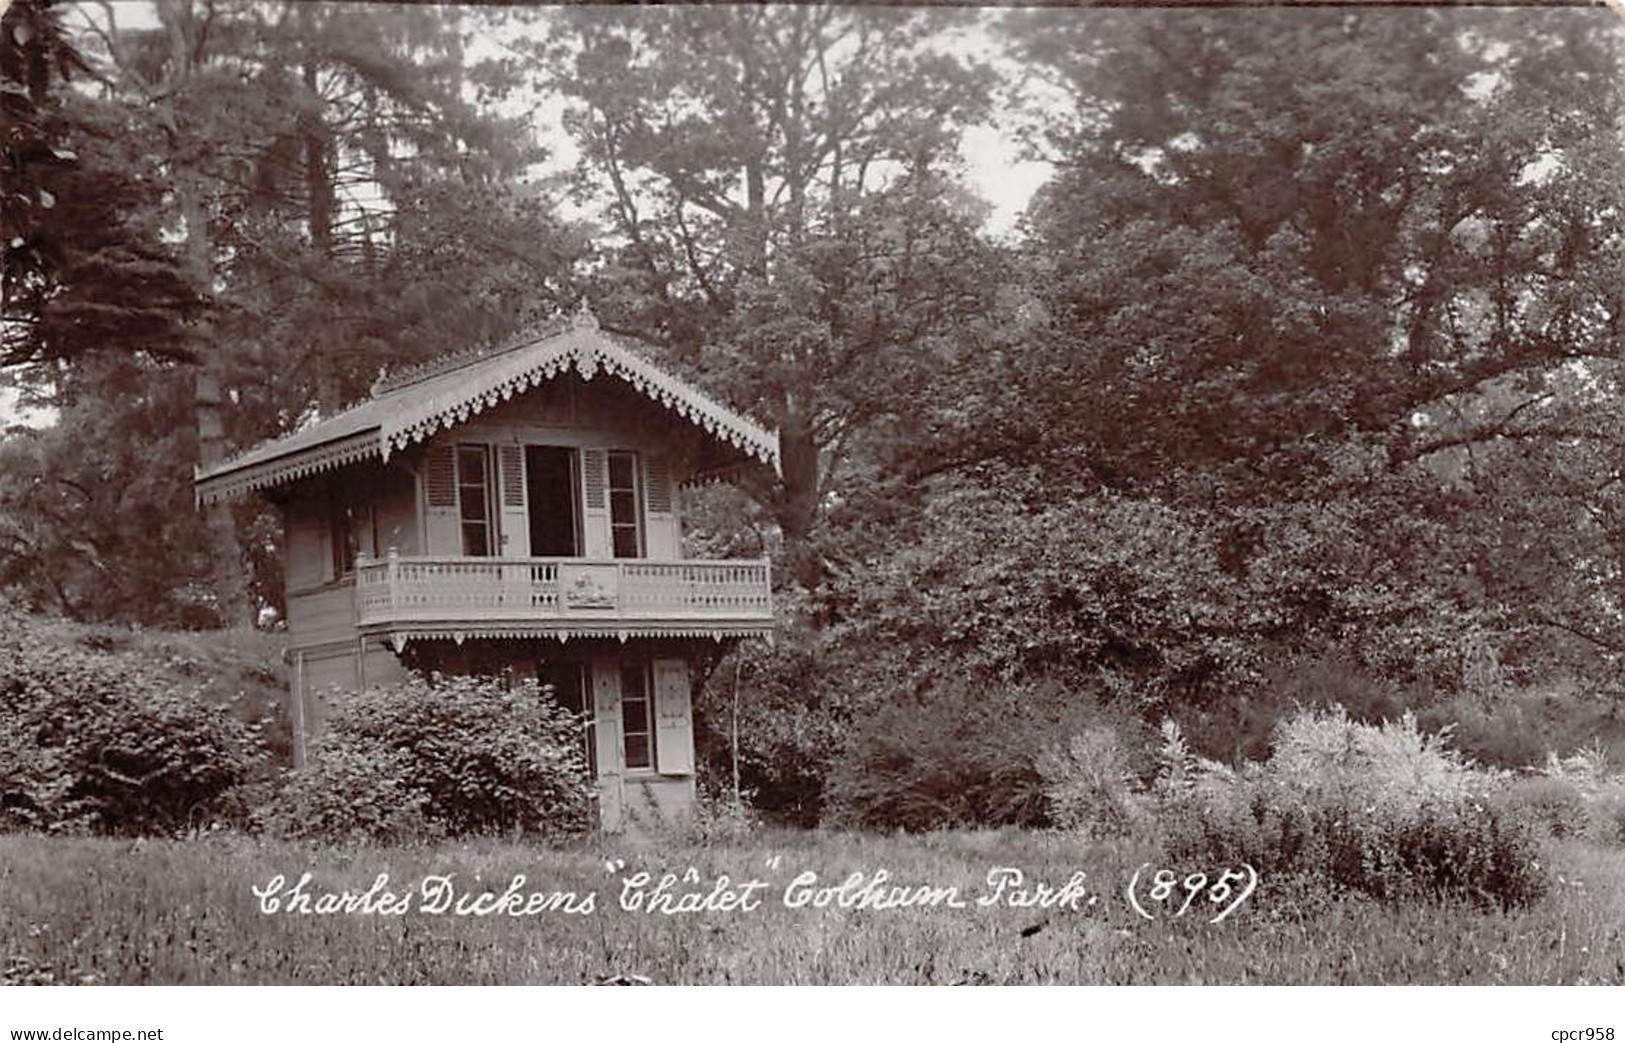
[{"x1": 1, "y1": 830, "x2": 1620, "y2": 985}]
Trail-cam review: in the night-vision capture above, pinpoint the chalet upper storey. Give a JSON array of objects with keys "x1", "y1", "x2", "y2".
[{"x1": 194, "y1": 306, "x2": 778, "y2": 649}]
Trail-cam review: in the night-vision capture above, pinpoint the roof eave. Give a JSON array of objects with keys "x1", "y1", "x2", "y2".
[
  {"x1": 194, "y1": 429, "x2": 384, "y2": 506},
  {"x1": 191, "y1": 322, "x2": 782, "y2": 505}
]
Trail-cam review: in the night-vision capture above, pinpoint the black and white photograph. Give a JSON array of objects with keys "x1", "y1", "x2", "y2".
[{"x1": 2, "y1": 0, "x2": 1623, "y2": 1026}]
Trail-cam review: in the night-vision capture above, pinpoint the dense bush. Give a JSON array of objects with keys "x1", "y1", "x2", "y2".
[
  {"x1": 1419, "y1": 683, "x2": 1625, "y2": 771},
  {"x1": 1492, "y1": 748, "x2": 1625, "y2": 847},
  {"x1": 821, "y1": 488, "x2": 1258, "y2": 705},
  {"x1": 1171, "y1": 654, "x2": 1430, "y2": 763},
  {"x1": 269, "y1": 673, "x2": 593, "y2": 842},
  {"x1": 1037, "y1": 725, "x2": 1151, "y2": 840},
  {"x1": 0, "y1": 613, "x2": 268, "y2": 835},
  {"x1": 1494, "y1": 776, "x2": 1594, "y2": 842},
  {"x1": 1158, "y1": 709, "x2": 1547, "y2": 910},
  {"x1": 825, "y1": 676, "x2": 1150, "y2": 831},
  {"x1": 272, "y1": 740, "x2": 431, "y2": 844},
  {"x1": 695, "y1": 621, "x2": 846, "y2": 827}
]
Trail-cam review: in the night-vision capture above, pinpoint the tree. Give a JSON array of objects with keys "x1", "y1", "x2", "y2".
[
  {"x1": 2, "y1": 1, "x2": 583, "y2": 626},
  {"x1": 984, "y1": 5, "x2": 1625, "y2": 686},
  {"x1": 540, "y1": 6, "x2": 1000, "y2": 586},
  {"x1": 2, "y1": 0, "x2": 197, "y2": 370}
]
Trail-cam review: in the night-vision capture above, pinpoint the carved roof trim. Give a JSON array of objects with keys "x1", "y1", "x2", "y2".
[{"x1": 194, "y1": 309, "x2": 779, "y2": 504}]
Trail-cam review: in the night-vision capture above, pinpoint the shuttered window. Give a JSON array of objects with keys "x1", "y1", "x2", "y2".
[
  {"x1": 498, "y1": 444, "x2": 525, "y2": 509},
  {"x1": 582, "y1": 448, "x2": 606, "y2": 509},
  {"x1": 457, "y1": 445, "x2": 494, "y2": 557},
  {"x1": 425, "y1": 444, "x2": 458, "y2": 508},
  {"x1": 607, "y1": 450, "x2": 641, "y2": 559}
]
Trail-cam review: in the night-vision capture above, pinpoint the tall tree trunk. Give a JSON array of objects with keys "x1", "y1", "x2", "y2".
[
  {"x1": 302, "y1": 11, "x2": 338, "y2": 412},
  {"x1": 166, "y1": 5, "x2": 252, "y2": 628},
  {"x1": 775, "y1": 398, "x2": 823, "y2": 590},
  {"x1": 179, "y1": 176, "x2": 252, "y2": 628}
]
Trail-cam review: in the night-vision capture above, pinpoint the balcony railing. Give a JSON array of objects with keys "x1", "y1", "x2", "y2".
[{"x1": 353, "y1": 553, "x2": 773, "y2": 629}]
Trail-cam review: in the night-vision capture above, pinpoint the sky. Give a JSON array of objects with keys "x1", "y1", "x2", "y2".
[{"x1": 2, "y1": 2, "x2": 1051, "y2": 430}]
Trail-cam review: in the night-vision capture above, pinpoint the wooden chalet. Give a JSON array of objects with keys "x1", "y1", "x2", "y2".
[{"x1": 194, "y1": 306, "x2": 777, "y2": 830}]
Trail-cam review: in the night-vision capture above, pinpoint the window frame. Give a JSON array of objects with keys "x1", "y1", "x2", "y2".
[
  {"x1": 328, "y1": 493, "x2": 376, "y2": 580},
  {"x1": 539, "y1": 661, "x2": 596, "y2": 777},
  {"x1": 606, "y1": 449, "x2": 643, "y2": 560},
  {"x1": 619, "y1": 660, "x2": 657, "y2": 772},
  {"x1": 456, "y1": 443, "x2": 495, "y2": 558}
]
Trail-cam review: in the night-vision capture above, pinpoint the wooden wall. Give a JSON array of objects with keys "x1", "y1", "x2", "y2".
[
  {"x1": 416, "y1": 372, "x2": 698, "y2": 560},
  {"x1": 269, "y1": 370, "x2": 727, "y2": 823}
]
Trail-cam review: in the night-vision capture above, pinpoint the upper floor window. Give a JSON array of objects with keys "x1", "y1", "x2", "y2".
[
  {"x1": 457, "y1": 445, "x2": 494, "y2": 557},
  {"x1": 607, "y1": 450, "x2": 642, "y2": 559},
  {"x1": 329, "y1": 495, "x2": 375, "y2": 578}
]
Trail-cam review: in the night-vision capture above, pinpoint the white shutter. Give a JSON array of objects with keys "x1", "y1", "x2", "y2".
[
  {"x1": 580, "y1": 447, "x2": 610, "y2": 558},
  {"x1": 591, "y1": 657, "x2": 625, "y2": 832},
  {"x1": 653, "y1": 658, "x2": 694, "y2": 776},
  {"x1": 591, "y1": 657, "x2": 622, "y2": 775},
  {"x1": 496, "y1": 443, "x2": 529, "y2": 557},
  {"x1": 643, "y1": 454, "x2": 680, "y2": 559},
  {"x1": 421, "y1": 443, "x2": 460, "y2": 554},
  {"x1": 644, "y1": 455, "x2": 673, "y2": 514}
]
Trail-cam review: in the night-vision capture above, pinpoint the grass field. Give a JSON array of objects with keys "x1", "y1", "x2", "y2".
[{"x1": 2, "y1": 829, "x2": 1622, "y2": 985}]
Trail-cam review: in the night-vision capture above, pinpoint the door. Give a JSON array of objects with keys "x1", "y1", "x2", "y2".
[
  {"x1": 526, "y1": 446, "x2": 580, "y2": 557},
  {"x1": 538, "y1": 660, "x2": 596, "y2": 777}
]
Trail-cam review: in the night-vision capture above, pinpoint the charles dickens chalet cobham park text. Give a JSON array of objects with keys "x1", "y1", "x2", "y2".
[{"x1": 250, "y1": 866, "x2": 1098, "y2": 917}]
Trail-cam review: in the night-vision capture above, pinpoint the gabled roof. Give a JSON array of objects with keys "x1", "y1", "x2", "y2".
[{"x1": 194, "y1": 307, "x2": 779, "y2": 505}]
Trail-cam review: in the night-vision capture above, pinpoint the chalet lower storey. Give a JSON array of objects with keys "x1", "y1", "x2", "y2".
[{"x1": 293, "y1": 634, "x2": 706, "y2": 831}]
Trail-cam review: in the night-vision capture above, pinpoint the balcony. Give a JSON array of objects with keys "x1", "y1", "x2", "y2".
[{"x1": 352, "y1": 553, "x2": 774, "y2": 642}]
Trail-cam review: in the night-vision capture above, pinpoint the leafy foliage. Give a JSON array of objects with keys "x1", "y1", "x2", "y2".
[
  {"x1": 270, "y1": 673, "x2": 594, "y2": 842},
  {"x1": 818, "y1": 482, "x2": 1257, "y2": 711},
  {"x1": 2, "y1": 0, "x2": 198, "y2": 369},
  {"x1": 693, "y1": 616, "x2": 847, "y2": 826},
  {"x1": 825, "y1": 676, "x2": 1147, "y2": 832},
  {"x1": 0, "y1": 606, "x2": 268, "y2": 835},
  {"x1": 1036, "y1": 725, "x2": 1150, "y2": 841},
  {"x1": 542, "y1": 6, "x2": 1002, "y2": 584},
  {"x1": 1158, "y1": 709, "x2": 1547, "y2": 909}
]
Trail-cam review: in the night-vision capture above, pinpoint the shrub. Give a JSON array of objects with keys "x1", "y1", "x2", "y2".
[
  {"x1": 1037, "y1": 726, "x2": 1150, "y2": 840},
  {"x1": 1493, "y1": 776, "x2": 1593, "y2": 842},
  {"x1": 695, "y1": 626, "x2": 845, "y2": 827},
  {"x1": 1492, "y1": 746, "x2": 1625, "y2": 847},
  {"x1": 1267, "y1": 708, "x2": 1483, "y2": 816},
  {"x1": 1419, "y1": 682, "x2": 1625, "y2": 771},
  {"x1": 825, "y1": 676, "x2": 1151, "y2": 831},
  {"x1": 270, "y1": 741, "x2": 432, "y2": 844},
  {"x1": 1589, "y1": 788, "x2": 1625, "y2": 847},
  {"x1": 678, "y1": 778, "x2": 764, "y2": 844},
  {"x1": 1157, "y1": 708, "x2": 1546, "y2": 910},
  {"x1": 0, "y1": 614, "x2": 267, "y2": 835},
  {"x1": 269, "y1": 673, "x2": 593, "y2": 842},
  {"x1": 1170, "y1": 653, "x2": 1430, "y2": 764}
]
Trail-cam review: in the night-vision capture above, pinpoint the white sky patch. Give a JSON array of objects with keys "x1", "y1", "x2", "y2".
[
  {"x1": 960, "y1": 125, "x2": 1051, "y2": 236},
  {"x1": 0, "y1": 386, "x2": 55, "y2": 430}
]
